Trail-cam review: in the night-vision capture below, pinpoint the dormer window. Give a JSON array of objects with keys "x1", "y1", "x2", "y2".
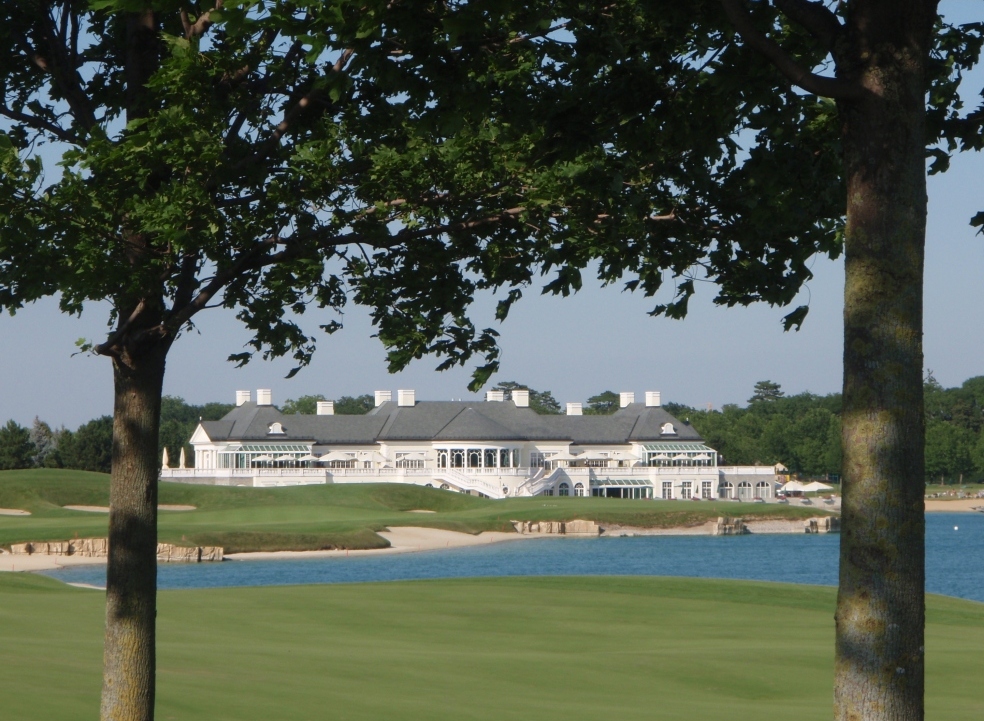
[
  {"x1": 660, "y1": 422, "x2": 676, "y2": 435},
  {"x1": 268, "y1": 422, "x2": 285, "y2": 435}
]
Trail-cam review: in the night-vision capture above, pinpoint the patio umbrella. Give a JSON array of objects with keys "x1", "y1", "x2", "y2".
[
  {"x1": 802, "y1": 481, "x2": 834, "y2": 493},
  {"x1": 576, "y1": 451, "x2": 610, "y2": 460},
  {"x1": 546, "y1": 451, "x2": 578, "y2": 462},
  {"x1": 359, "y1": 451, "x2": 388, "y2": 462},
  {"x1": 322, "y1": 451, "x2": 355, "y2": 462},
  {"x1": 161, "y1": 448, "x2": 169, "y2": 469},
  {"x1": 275, "y1": 455, "x2": 296, "y2": 462},
  {"x1": 780, "y1": 481, "x2": 807, "y2": 493},
  {"x1": 613, "y1": 451, "x2": 639, "y2": 461},
  {"x1": 672, "y1": 454, "x2": 689, "y2": 460},
  {"x1": 252, "y1": 455, "x2": 273, "y2": 463},
  {"x1": 298, "y1": 454, "x2": 320, "y2": 462},
  {"x1": 179, "y1": 448, "x2": 186, "y2": 469}
]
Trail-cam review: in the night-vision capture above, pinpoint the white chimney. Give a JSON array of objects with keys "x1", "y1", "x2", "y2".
[
  {"x1": 512, "y1": 389, "x2": 530, "y2": 408},
  {"x1": 486, "y1": 390, "x2": 505, "y2": 402},
  {"x1": 256, "y1": 389, "x2": 272, "y2": 406},
  {"x1": 566, "y1": 402, "x2": 583, "y2": 416},
  {"x1": 398, "y1": 389, "x2": 416, "y2": 407},
  {"x1": 645, "y1": 391, "x2": 661, "y2": 407},
  {"x1": 374, "y1": 390, "x2": 392, "y2": 407},
  {"x1": 236, "y1": 390, "x2": 251, "y2": 406},
  {"x1": 619, "y1": 392, "x2": 635, "y2": 408},
  {"x1": 317, "y1": 401, "x2": 334, "y2": 416}
]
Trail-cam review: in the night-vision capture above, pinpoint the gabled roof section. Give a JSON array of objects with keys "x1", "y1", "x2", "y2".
[
  {"x1": 433, "y1": 408, "x2": 521, "y2": 441},
  {"x1": 623, "y1": 404, "x2": 703, "y2": 442},
  {"x1": 190, "y1": 423, "x2": 221, "y2": 443}
]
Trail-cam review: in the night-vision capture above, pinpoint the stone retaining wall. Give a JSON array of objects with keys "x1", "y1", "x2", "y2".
[
  {"x1": 9, "y1": 538, "x2": 222, "y2": 562},
  {"x1": 512, "y1": 519, "x2": 600, "y2": 535}
]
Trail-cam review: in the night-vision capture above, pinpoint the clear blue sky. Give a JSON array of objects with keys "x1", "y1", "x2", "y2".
[{"x1": 2, "y1": 8, "x2": 983, "y2": 429}]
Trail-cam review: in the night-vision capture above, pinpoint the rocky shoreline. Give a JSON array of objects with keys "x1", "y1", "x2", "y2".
[{"x1": 515, "y1": 516, "x2": 840, "y2": 537}]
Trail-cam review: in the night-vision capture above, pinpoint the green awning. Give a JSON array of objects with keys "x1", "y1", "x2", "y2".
[
  {"x1": 229, "y1": 443, "x2": 312, "y2": 453},
  {"x1": 589, "y1": 478, "x2": 653, "y2": 487},
  {"x1": 641, "y1": 443, "x2": 715, "y2": 452}
]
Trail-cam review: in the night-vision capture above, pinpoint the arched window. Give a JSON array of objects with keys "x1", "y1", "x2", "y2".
[
  {"x1": 440, "y1": 483, "x2": 450, "y2": 490},
  {"x1": 268, "y1": 422, "x2": 285, "y2": 435},
  {"x1": 660, "y1": 422, "x2": 676, "y2": 435},
  {"x1": 737, "y1": 481, "x2": 753, "y2": 500},
  {"x1": 755, "y1": 481, "x2": 772, "y2": 499},
  {"x1": 451, "y1": 449, "x2": 464, "y2": 468},
  {"x1": 719, "y1": 481, "x2": 734, "y2": 499},
  {"x1": 574, "y1": 482, "x2": 584, "y2": 497},
  {"x1": 558, "y1": 482, "x2": 570, "y2": 497}
]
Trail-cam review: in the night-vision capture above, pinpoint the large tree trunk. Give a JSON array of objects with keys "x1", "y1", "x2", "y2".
[
  {"x1": 100, "y1": 344, "x2": 168, "y2": 721},
  {"x1": 834, "y1": 3, "x2": 936, "y2": 720}
]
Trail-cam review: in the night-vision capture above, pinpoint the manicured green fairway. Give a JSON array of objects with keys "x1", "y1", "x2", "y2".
[
  {"x1": 0, "y1": 469, "x2": 831, "y2": 552},
  {"x1": 0, "y1": 574, "x2": 981, "y2": 720}
]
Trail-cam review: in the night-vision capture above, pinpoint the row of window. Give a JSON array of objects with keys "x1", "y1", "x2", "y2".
[
  {"x1": 660, "y1": 481, "x2": 714, "y2": 500},
  {"x1": 542, "y1": 482, "x2": 586, "y2": 497},
  {"x1": 437, "y1": 448, "x2": 522, "y2": 469}
]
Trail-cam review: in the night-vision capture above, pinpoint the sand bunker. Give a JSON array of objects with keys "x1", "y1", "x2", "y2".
[
  {"x1": 159, "y1": 505, "x2": 196, "y2": 511},
  {"x1": 925, "y1": 499, "x2": 984, "y2": 513},
  {"x1": 225, "y1": 526, "x2": 529, "y2": 562},
  {"x1": 406, "y1": 509, "x2": 436, "y2": 513},
  {"x1": 0, "y1": 508, "x2": 30, "y2": 516}
]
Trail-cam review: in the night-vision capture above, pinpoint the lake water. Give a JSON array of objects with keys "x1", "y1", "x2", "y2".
[{"x1": 42, "y1": 513, "x2": 984, "y2": 602}]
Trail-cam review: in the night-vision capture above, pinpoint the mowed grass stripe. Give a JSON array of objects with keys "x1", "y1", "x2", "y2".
[
  {"x1": 1, "y1": 574, "x2": 981, "y2": 720},
  {"x1": 0, "y1": 470, "x2": 831, "y2": 552}
]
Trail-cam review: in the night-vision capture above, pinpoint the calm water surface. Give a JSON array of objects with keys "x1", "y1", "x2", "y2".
[{"x1": 42, "y1": 513, "x2": 984, "y2": 602}]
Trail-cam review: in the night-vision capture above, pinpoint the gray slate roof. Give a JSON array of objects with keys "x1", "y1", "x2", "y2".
[{"x1": 199, "y1": 400, "x2": 702, "y2": 445}]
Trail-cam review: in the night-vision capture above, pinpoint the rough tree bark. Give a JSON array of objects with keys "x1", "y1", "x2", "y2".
[
  {"x1": 100, "y1": 339, "x2": 168, "y2": 721},
  {"x1": 834, "y1": 3, "x2": 936, "y2": 720}
]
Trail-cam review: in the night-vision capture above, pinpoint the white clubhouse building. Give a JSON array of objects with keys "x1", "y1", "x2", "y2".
[{"x1": 160, "y1": 389, "x2": 781, "y2": 500}]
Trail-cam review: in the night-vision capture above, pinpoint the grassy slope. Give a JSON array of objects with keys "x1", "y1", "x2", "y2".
[
  {"x1": 0, "y1": 469, "x2": 833, "y2": 552},
  {"x1": 0, "y1": 574, "x2": 981, "y2": 720}
]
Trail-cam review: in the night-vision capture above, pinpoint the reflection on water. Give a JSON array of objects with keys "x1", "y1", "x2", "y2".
[{"x1": 41, "y1": 513, "x2": 984, "y2": 602}]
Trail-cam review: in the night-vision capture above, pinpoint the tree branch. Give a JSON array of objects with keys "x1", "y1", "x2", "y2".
[
  {"x1": 168, "y1": 204, "x2": 529, "y2": 331},
  {"x1": 95, "y1": 299, "x2": 147, "y2": 356},
  {"x1": 182, "y1": 2, "x2": 224, "y2": 40},
  {"x1": 24, "y1": 9, "x2": 98, "y2": 132},
  {"x1": 0, "y1": 104, "x2": 77, "y2": 144},
  {"x1": 774, "y1": 0, "x2": 843, "y2": 52},
  {"x1": 720, "y1": 0, "x2": 864, "y2": 100}
]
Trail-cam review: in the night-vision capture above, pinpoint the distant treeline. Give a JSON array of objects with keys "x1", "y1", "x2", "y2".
[
  {"x1": 3, "y1": 375, "x2": 983, "y2": 483},
  {"x1": 0, "y1": 397, "x2": 233, "y2": 474}
]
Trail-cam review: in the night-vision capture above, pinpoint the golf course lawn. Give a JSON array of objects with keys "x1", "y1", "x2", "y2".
[
  {"x1": 1, "y1": 574, "x2": 981, "y2": 720},
  {"x1": 0, "y1": 470, "x2": 831, "y2": 552}
]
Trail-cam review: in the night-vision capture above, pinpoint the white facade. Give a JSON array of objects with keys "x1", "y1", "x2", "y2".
[{"x1": 161, "y1": 389, "x2": 781, "y2": 500}]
